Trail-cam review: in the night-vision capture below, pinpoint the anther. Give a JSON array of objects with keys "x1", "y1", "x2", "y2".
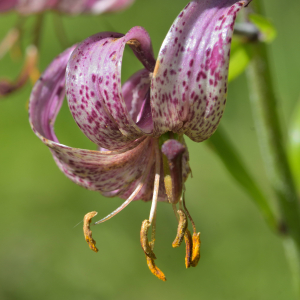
[
  {"x1": 184, "y1": 229, "x2": 193, "y2": 268},
  {"x1": 140, "y1": 220, "x2": 156, "y2": 259},
  {"x1": 146, "y1": 256, "x2": 166, "y2": 281},
  {"x1": 83, "y1": 211, "x2": 98, "y2": 253},
  {"x1": 191, "y1": 232, "x2": 201, "y2": 267},
  {"x1": 172, "y1": 209, "x2": 188, "y2": 248}
]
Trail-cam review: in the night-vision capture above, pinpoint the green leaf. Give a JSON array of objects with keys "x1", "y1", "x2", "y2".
[
  {"x1": 288, "y1": 97, "x2": 300, "y2": 192},
  {"x1": 249, "y1": 14, "x2": 277, "y2": 43},
  {"x1": 207, "y1": 125, "x2": 277, "y2": 230},
  {"x1": 228, "y1": 39, "x2": 252, "y2": 82}
]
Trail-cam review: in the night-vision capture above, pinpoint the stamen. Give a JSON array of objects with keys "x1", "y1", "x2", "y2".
[
  {"x1": 191, "y1": 232, "x2": 201, "y2": 267},
  {"x1": 172, "y1": 209, "x2": 188, "y2": 248},
  {"x1": 149, "y1": 140, "x2": 161, "y2": 224},
  {"x1": 172, "y1": 204, "x2": 179, "y2": 221},
  {"x1": 181, "y1": 190, "x2": 201, "y2": 267},
  {"x1": 150, "y1": 212, "x2": 156, "y2": 249},
  {"x1": 182, "y1": 191, "x2": 197, "y2": 233},
  {"x1": 146, "y1": 256, "x2": 166, "y2": 281},
  {"x1": 93, "y1": 181, "x2": 144, "y2": 225},
  {"x1": 184, "y1": 229, "x2": 193, "y2": 268},
  {"x1": 140, "y1": 220, "x2": 156, "y2": 259},
  {"x1": 83, "y1": 211, "x2": 99, "y2": 253}
]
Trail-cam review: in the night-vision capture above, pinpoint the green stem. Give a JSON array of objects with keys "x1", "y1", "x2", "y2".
[
  {"x1": 283, "y1": 237, "x2": 300, "y2": 298},
  {"x1": 246, "y1": 1, "x2": 300, "y2": 297},
  {"x1": 32, "y1": 14, "x2": 44, "y2": 48}
]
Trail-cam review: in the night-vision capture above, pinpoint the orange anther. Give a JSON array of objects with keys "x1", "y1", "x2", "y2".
[
  {"x1": 146, "y1": 255, "x2": 166, "y2": 281},
  {"x1": 184, "y1": 229, "x2": 193, "y2": 268},
  {"x1": 140, "y1": 220, "x2": 156, "y2": 259},
  {"x1": 191, "y1": 232, "x2": 201, "y2": 267},
  {"x1": 83, "y1": 211, "x2": 98, "y2": 253},
  {"x1": 172, "y1": 209, "x2": 188, "y2": 248}
]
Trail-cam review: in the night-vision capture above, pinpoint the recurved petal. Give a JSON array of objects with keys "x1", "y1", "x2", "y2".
[
  {"x1": 66, "y1": 27, "x2": 156, "y2": 150},
  {"x1": 50, "y1": 137, "x2": 153, "y2": 193},
  {"x1": 122, "y1": 69, "x2": 153, "y2": 132},
  {"x1": 29, "y1": 45, "x2": 77, "y2": 143},
  {"x1": 29, "y1": 46, "x2": 155, "y2": 194},
  {"x1": 89, "y1": 0, "x2": 135, "y2": 14},
  {"x1": 151, "y1": 0, "x2": 251, "y2": 141}
]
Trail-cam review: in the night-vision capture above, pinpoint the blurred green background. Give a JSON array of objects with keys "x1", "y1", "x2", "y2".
[{"x1": 1, "y1": 0, "x2": 300, "y2": 299}]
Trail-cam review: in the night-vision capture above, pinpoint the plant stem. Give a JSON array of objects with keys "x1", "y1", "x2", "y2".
[
  {"x1": 246, "y1": 1, "x2": 300, "y2": 297},
  {"x1": 32, "y1": 14, "x2": 44, "y2": 48},
  {"x1": 283, "y1": 237, "x2": 300, "y2": 297}
]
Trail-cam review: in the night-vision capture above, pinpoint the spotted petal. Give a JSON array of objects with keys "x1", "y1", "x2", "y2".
[
  {"x1": 66, "y1": 27, "x2": 155, "y2": 150},
  {"x1": 151, "y1": 0, "x2": 251, "y2": 141},
  {"x1": 29, "y1": 46, "x2": 156, "y2": 199}
]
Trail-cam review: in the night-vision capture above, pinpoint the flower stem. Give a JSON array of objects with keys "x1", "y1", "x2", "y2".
[{"x1": 246, "y1": 1, "x2": 300, "y2": 296}]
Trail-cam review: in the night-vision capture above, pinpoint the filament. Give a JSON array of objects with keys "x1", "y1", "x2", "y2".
[{"x1": 149, "y1": 140, "x2": 160, "y2": 224}]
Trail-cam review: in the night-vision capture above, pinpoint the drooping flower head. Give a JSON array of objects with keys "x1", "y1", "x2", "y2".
[
  {"x1": 29, "y1": 0, "x2": 251, "y2": 280},
  {"x1": 0, "y1": 0, "x2": 135, "y2": 97}
]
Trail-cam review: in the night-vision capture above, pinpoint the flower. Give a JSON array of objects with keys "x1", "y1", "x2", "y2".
[
  {"x1": 29, "y1": 0, "x2": 251, "y2": 280},
  {"x1": 0, "y1": 0, "x2": 135, "y2": 15},
  {"x1": 0, "y1": 0, "x2": 135, "y2": 97}
]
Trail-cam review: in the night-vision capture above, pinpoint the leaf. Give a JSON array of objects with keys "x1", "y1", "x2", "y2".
[
  {"x1": 249, "y1": 14, "x2": 277, "y2": 43},
  {"x1": 288, "y1": 97, "x2": 300, "y2": 192},
  {"x1": 228, "y1": 39, "x2": 252, "y2": 82}
]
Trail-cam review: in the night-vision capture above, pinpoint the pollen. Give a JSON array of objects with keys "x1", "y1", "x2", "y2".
[
  {"x1": 191, "y1": 232, "x2": 201, "y2": 267},
  {"x1": 184, "y1": 229, "x2": 193, "y2": 268},
  {"x1": 140, "y1": 220, "x2": 156, "y2": 259},
  {"x1": 83, "y1": 211, "x2": 99, "y2": 253},
  {"x1": 172, "y1": 209, "x2": 188, "y2": 248},
  {"x1": 146, "y1": 256, "x2": 166, "y2": 282}
]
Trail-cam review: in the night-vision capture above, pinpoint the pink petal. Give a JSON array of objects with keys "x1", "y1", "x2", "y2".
[
  {"x1": 29, "y1": 46, "x2": 155, "y2": 196},
  {"x1": 66, "y1": 27, "x2": 155, "y2": 150},
  {"x1": 151, "y1": 0, "x2": 251, "y2": 142}
]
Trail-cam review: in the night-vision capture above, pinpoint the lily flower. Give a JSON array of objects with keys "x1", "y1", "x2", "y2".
[
  {"x1": 29, "y1": 0, "x2": 250, "y2": 280},
  {"x1": 0, "y1": 0, "x2": 135, "y2": 97},
  {"x1": 0, "y1": 0, "x2": 135, "y2": 15}
]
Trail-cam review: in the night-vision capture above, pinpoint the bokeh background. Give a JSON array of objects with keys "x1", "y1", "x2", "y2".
[{"x1": 1, "y1": 0, "x2": 300, "y2": 299}]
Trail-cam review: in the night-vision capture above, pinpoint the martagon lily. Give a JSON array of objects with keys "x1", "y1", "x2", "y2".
[{"x1": 29, "y1": 0, "x2": 250, "y2": 281}]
